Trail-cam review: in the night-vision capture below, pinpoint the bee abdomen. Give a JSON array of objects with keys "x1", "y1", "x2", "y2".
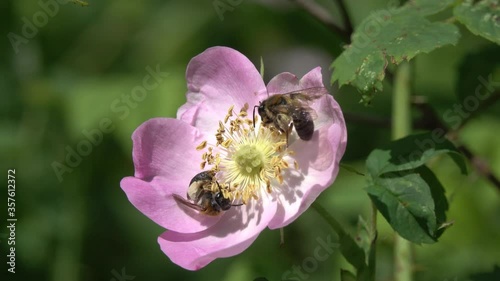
[
  {"x1": 189, "y1": 171, "x2": 215, "y2": 186},
  {"x1": 293, "y1": 111, "x2": 314, "y2": 141}
]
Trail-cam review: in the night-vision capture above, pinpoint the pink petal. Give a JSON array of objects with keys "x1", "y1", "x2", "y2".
[
  {"x1": 265, "y1": 68, "x2": 348, "y2": 229},
  {"x1": 131, "y1": 118, "x2": 204, "y2": 180},
  {"x1": 266, "y1": 72, "x2": 300, "y2": 94},
  {"x1": 299, "y1": 66, "x2": 325, "y2": 89},
  {"x1": 123, "y1": 118, "x2": 222, "y2": 233},
  {"x1": 121, "y1": 176, "x2": 221, "y2": 233},
  {"x1": 157, "y1": 194, "x2": 278, "y2": 270},
  {"x1": 269, "y1": 120, "x2": 347, "y2": 228},
  {"x1": 178, "y1": 46, "x2": 267, "y2": 139},
  {"x1": 266, "y1": 66, "x2": 324, "y2": 94}
]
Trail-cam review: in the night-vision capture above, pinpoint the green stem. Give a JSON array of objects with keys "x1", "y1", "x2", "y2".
[
  {"x1": 392, "y1": 62, "x2": 411, "y2": 140},
  {"x1": 312, "y1": 202, "x2": 348, "y2": 238},
  {"x1": 392, "y1": 62, "x2": 413, "y2": 281},
  {"x1": 312, "y1": 202, "x2": 373, "y2": 281},
  {"x1": 366, "y1": 202, "x2": 377, "y2": 281},
  {"x1": 370, "y1": 202, "x2": 377, "y2": 240},
  {"x1": 340, "y1": 163, "x2": 365, "y2": 176},
  {"x1": 334, "y1": 0, "x2": 354, "y2": 35}
]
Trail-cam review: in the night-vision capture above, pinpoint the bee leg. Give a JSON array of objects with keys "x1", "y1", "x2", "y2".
[
  {"x1": 173, "y1": 194, "x2": 205, "y2": 212},
  {"x1": 252, "y1": 105, "x2": 258, "y2": 128},
  {"x1": 286, "y1": 123, "x2": 294, "y2": 147}
]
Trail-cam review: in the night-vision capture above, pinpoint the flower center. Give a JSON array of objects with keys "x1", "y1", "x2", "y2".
[
  {"x1": 233, "y1": 144, "x2": 264, "y2": 176},
  {"x1": 196, "y1": 104, "x2": 298, "y2": 204}
]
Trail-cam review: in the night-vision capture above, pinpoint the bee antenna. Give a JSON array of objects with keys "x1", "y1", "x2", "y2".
[
  {"x1": 215, "y1": 180, "x2": 222, "y2": 190},
  {"x1": 253, "y1": 105, "x2": 259, "y2": 128}
]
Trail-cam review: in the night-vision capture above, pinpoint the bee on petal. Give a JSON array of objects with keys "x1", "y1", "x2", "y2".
[
  {"x1": 254, "y1": 87, "x2": 327, "y2": 145},
  {"x1": 173, "y1": 171, "x2": 240, "y2": 216}
]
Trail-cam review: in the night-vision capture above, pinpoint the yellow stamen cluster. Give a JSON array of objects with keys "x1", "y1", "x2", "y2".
[{"x1": 196, "y1": 104, "x2": 296, "y2": 204}]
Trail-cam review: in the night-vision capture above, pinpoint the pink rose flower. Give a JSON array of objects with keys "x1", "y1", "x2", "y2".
[{"x1": 120, "y1": 46, "x2": 347, "y2": 270}]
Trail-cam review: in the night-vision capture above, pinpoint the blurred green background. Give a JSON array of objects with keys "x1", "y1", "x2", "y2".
[{"x1": 1, "y1": 0, "x2": 499, "y2": 281}]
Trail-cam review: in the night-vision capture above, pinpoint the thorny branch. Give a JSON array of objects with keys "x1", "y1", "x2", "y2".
[
  {"x1": 333, "y1": 0, "x2": 353, "y2": 35},
  {"x1": 456, "y1": 91, "x2": 500, "y2": 131},
  {"x1": 290, "y1": 0, "x2": 351, "y2": 43},
  {"x1": 412, "y1": 97, "x2": 500, "y2": 191},
  {"x1": 289, "y1": 0, "x2": 499, "y2": 191},
  {"x1": 343, "y1": 97, "x2": 500, "y2": 191}
]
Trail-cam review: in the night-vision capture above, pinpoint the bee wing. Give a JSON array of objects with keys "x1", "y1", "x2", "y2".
[
  {"x1": 290, "y1": 105, "x2": 318, "y2": 120},
  {"x1": 304, "y1": 106, "x2": 318, "y2": 120},
  {"x1": 271, "y1": 104, "x2": 294, "y2": 114},
  {"x1": 271, "y1": 101, "x2": 319, "y2": 121},
  {"x1": 286, "y1": 87, "x2": 328, "y2": 101},
  {"x1": 172, "y1": 194, "x2": 205, "y2": 212}
]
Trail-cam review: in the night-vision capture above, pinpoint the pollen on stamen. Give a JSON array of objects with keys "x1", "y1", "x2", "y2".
[
  {"x1": 239, "y1": 103, "x2": 249, "y2": 117},
  {"x1": 274, "y1": 166, "x2": 281, "y2": 176},
  {"x1": 277, "y1": 175, "x2": 284, "y2": 184},
  {"x1": 196, "y1": 141, "x2": 207, "y2": 150},
  {"x1": 273, "y1": 141, "x2": 286, "y2": 153},
  {"x1": 210, "y1": 182, "x2": 218, "y2": 193},
  {"x1": 221, "y1": 188, "x2": 231, "y2": 199},
  {"x1": 197, "y1": 104, "x2": 297, "y2": 204},
  {"x1": 218, "y1": 121, "x2": 225, "y2": 131},
  {"x1": 221, "y1": 139, "x2": 232, "y2": 148},
  {"x1": 252, "y1": 193, "x2": 259, "y2": 200},
  {"x1": 224, "y1": 106, "x2": 235, "y2": 123}
]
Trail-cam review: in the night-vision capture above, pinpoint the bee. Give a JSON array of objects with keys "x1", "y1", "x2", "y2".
[
  {"x1": 173, "y1": 171, "x2": 239, "y2": 216},
  {"x1": 254, "y1": 87, "x2": 327, "y2": 145}
]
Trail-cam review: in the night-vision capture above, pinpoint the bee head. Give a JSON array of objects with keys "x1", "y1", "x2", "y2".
[
  {"x1": 213, "y1": 192, "x2": 231, "y2": 211},
  {"x1": 253, "y1": 102, "x2": 265, "y2": 127},
  {"x1": 257, "y1": 102, "x2": 266, "y2": 116}
]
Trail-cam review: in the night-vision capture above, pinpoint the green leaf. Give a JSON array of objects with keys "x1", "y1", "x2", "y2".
[
  {"x1": 400, "y1": 0, "x2": 455, "y2": 16},
  {"x1": 354, "y1": 216, "x2": 371, "y2": 265},
  {"x1": 365, "y1": 132, "x2": 467, "y2": 177},
  {"x1": 331, "y1": 5, "x2": 460, "y2": 94},
  {"x1": 454, "y1": 0, "x2": 500, "y2": 45},
  {"x1": 312, "y1": 203, "x2": 367, "y2": 271},
  {"x1": 420, "y1": 166, "x2": 450, "y2": 238},
  {"x1": 456, "y1": 46, "x2": 500, "y2": 103},
  {"x1": 366, "y1": 166, "x2": 447, "y2": 244},
  {"x1": 364, "y1": 133, "x2": 459, "y2": 244}
]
